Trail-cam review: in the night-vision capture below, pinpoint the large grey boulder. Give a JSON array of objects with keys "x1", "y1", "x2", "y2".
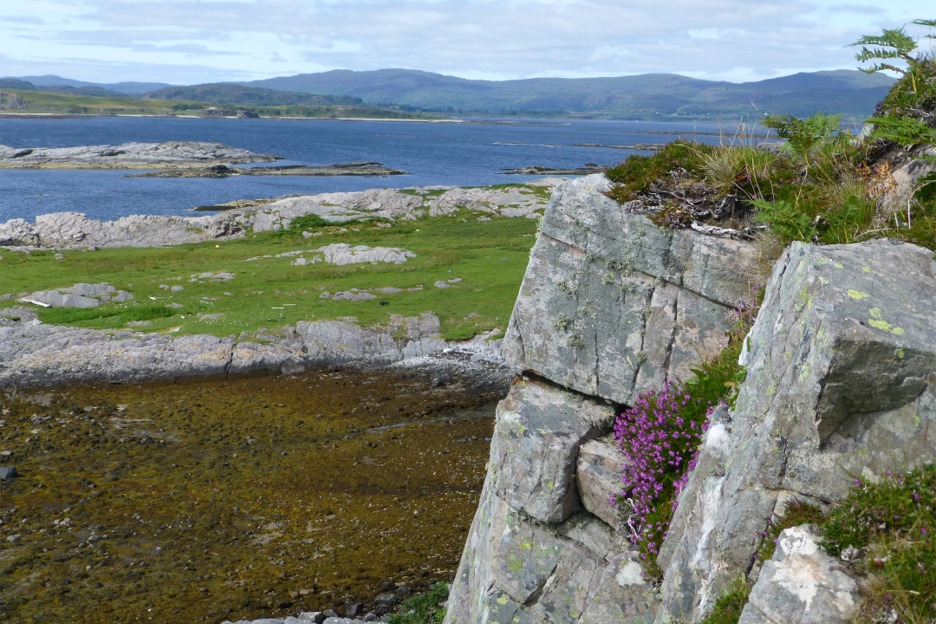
[
  {"x1": 313, "y1": 243, "x2": 415, "y2": 265},
  {"x1": 490, "y1": 379, "x2": 612, "y2": 523},
  {"x1": 656, "y1": 238, "x2": 936, "y2": 622},
  {"x1": 502, "y1": 174, "x2": 759, "y2": 406},
  {"x1": 20, "y1": 282, "x2": 133, "y2": 308}
]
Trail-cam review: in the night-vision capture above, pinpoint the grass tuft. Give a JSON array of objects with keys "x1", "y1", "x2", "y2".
[{"x1": 387, "y1": 582, "x2": 448, "y2": 624}]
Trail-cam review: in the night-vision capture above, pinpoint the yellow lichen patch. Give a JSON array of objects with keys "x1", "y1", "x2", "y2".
[
  {"x1": 868, "y1": 318, "x2": 906, "y2": 335},
  {"x1": 848, "y1": 289, "x2": 871, "y2": 300}
]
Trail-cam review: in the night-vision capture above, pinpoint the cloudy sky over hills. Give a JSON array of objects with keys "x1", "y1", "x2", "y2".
[{"x1": 2, "y1": 0, "x2": 934, "y2": 85}]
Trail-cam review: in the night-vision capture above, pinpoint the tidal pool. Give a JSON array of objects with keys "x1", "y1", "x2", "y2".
[{"x1": 0, "y1": 367, "x2": 501, "y2": 623}]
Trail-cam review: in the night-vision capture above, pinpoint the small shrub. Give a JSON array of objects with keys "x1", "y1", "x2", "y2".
[
  {"x1": 388, "y1": 582, "x2": 448, "y2": 624},
  {"x1": 613, "y1": 298, "x2": 755, "y2": 578},
  {"x1": 604, "y1": 140, "x2": 713, "y2": 203},
  {"x1": 817, "y1": 192, "x2": 876, "y2": 244},
  {"x1": 613, "y1": 380, "x2": 711, "y2": 572},
  {"x1": 866, "y1": 115, "x2": 936, "y2": 148},
  {"x1": 272, "y1": 213, "x2": 331, "y2": 237},
  {"x1": 702, "y1": 146, "x2": 778, "y2": 199},
  {"x1": 764, "y1": 112, "x2": 845, "y2": 167},
  {"x1": 853, "y1": 19, "x2": 936, "y2": 127},
  {"x1": 751, "y1": 199, "x2": 818, "y2": 246}
]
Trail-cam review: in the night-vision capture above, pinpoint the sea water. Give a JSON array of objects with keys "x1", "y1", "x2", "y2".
[{"x1": 0, "y1": 116, "x2": 738, "y2": 222}]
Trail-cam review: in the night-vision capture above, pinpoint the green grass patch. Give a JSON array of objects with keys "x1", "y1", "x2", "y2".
[
  {"x1": 0, "y1": 211, "x2": 539, "y2": 340},
  {"x1": 37, "y1": 303, "x2": 186, "y2": 328},
  {"x1": 698, "y1": 576, "x2": 751, "y2": 624}
]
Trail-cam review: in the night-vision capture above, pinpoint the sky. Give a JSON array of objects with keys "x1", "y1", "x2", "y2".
[{"x1": 1, "y1": 0, "x2": 935, "y2": 86}]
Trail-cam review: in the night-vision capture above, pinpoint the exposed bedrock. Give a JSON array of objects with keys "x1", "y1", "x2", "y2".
[{"x1": 0, "y1": 312, "x2": 507, "y2": 391}]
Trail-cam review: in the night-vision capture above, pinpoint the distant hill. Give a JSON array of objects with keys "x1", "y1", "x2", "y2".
[
  {"x1": 4, "y1": 68, "x2": 897, "y2": 121},
  {"x1": 8, "y1": 75, "x2": 171, "y2": 94},
  {"x1": 246, "y1": 68, "x2": 896, "y2": 120},
  {"x1": 142, "y1": 83, "x2": 362, "y2": 107}
]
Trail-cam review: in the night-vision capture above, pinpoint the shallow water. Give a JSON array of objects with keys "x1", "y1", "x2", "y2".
[{"x1": 0, "y1": 368, "x2": 500, "y2": 622}]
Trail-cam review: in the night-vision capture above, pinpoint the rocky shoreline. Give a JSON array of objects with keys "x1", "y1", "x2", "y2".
[
  {"x1": 0, "y1": 177, "x2": 560, "y2": 389},
  {"x1": 0, "y1": 309, "x2": 512, "y2": 390},
  {"x1": 0, "y1": 180, "x2": 557, "y2": 249},
  {"x1": 499, "y1": 163, "x2": 605, "y2": 175}
]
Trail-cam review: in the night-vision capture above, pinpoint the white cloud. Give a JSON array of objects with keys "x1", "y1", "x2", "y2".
[{"x1": 1, "y1": 0, "x2": 934, "y2": 84}]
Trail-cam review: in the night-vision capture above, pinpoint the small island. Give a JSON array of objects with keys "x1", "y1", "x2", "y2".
[
  {"x1": 0, "y1": 141, "x2": 406, "y2": 177},
  {"x1": 130, "y1": 161, "x2": 406, "y2": 178},
  {"x1": 0, "y1": 141, "x2": 277, "y2": 169},
  {"x1": 500, "y1": 163, "x2": 606, "y2": 175}
]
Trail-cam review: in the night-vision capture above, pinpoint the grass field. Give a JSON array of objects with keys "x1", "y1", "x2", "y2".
[{"x1": 0, "y1": 210, "x2": 541, "y2": 341}]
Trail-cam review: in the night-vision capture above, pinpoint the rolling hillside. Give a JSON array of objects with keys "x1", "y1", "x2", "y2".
[{"x1": 245, "y1": 68, "x2": 895, "y2": 119}]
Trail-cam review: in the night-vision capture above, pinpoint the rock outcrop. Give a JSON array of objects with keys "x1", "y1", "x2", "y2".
[
  {"x1": 445, "y1": 174, "x2": 936, "y2": 622},
  {"x1": 738, "y1": 525, "x2": 859, "y2": 624},
  {"x1": 0, "y1": 181, "x2": 557, "y2": 249},
  {"x1": 655, "y1": 237, "x2": 936, "y2": 623}
]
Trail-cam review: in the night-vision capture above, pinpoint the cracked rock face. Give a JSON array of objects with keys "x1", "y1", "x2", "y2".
[
  {"x1": 447, "y1": 175, "x2": 935, "y2": 624},
  {"x1": 446, "y1": 389, "x2": 657, "y2": 624},
  {"x1": 446, "y1": 175, "x2": 760, "y2": 624},
  {"x1": 490, "y1": 379, "x2": 612, "y2": 524},
  {"x1": 502, "y1": 174, "x2": 760, "y2": 406}
]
